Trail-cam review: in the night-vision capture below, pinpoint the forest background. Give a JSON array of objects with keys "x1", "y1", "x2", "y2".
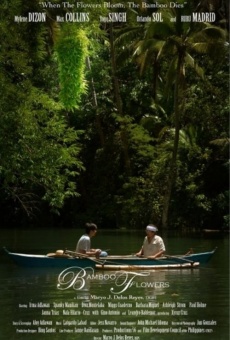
[{"x1": 0, "y1": 0, "x2": 229, "y2": 232}]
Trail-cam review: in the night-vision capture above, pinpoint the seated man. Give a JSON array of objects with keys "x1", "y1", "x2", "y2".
[
  {"x1": 136, "y1": 224, "x2": 165, "y2": 259},
  {"x1": 76, "y1": 223, "x2": 102, "y2": 258}
]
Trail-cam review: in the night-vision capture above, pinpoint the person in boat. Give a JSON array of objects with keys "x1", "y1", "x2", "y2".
[
  {"x1": 76, "y1": 223, "x2": 102, "y2": 258},
  {"x1": 135, "y1": 224, "x2": 165, "y2": 259}
]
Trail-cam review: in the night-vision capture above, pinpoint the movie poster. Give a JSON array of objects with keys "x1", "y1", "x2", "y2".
[{"x1": 0, "y1": 1, "x2": 229, "y2": 340}]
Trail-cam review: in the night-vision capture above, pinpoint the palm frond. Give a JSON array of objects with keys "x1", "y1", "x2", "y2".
[
  {"x1": 145, "y1": 20, "x2": 175, "y2": 40},
  {"x1": 210, "y1": 138, "x2": 230, "y2": 147},
  {"x1": 185, "y1": 52, "x2": 204, "y2": 79},
  {"x1": 136, "y1": 50, "x2": 149, "y2": 74},
  {"x1": 115, "y1": 26, "x2": 143, "y2": 46},
  {"x1": 201, "y1": 26, "x2": 227, "y2": 41}
]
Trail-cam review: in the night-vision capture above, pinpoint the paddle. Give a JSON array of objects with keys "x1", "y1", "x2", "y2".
[
  {"x1": 64, "y1": 249, "x2": 106, "y2": 265},
  {"x1": 64, "y1": 249, "x2": 91, "y2": 258},
  {"x1": 64, "y1": 249, "x2": 105, "y2": 258},
  {"x1": 164, "y1": 255, "x2": 196, "y2": 265}
]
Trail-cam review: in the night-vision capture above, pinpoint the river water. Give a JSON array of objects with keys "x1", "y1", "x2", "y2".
[{"x1": 0, "y1": 229, "x2": 229, "y2": 340}]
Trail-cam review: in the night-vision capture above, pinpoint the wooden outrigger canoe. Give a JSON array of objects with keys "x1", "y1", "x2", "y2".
[{"x1": 3, "y1": 247, "x2": 216, "y2": 270}]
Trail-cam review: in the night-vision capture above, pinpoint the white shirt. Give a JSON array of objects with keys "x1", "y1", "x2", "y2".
[
  {"x1": 142, "y1": 235, "x2": 165, "y2": 257},
  {"x1": 76, "y1": 234, "x2": 90, "y2": 252}
]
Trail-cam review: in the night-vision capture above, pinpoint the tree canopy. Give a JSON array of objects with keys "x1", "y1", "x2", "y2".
[{"x1": 0, "y1": 0, "x2": 229, "y2": 231}]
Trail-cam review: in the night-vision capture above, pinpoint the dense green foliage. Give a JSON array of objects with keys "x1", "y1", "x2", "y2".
[
  {"x1": 0, "y1": 0, "x2": 84, "y2": 223},
  {"x1": 55, "y1": 27, "x2": 89, "y2": 109},
  {"x1": 0, "y1": 0, "x2": 229, "y2": 230}
]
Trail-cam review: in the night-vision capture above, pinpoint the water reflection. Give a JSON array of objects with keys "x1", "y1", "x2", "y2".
[{"x1": 0, "y1": 231, "x2": 229, "y2": 339}]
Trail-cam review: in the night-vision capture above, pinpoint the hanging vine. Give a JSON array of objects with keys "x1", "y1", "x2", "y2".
[{"x1": 55, "y1": 26, "x2": 89, "y2": 110}]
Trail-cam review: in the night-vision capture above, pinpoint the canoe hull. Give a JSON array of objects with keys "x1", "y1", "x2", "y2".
[
  {"x1": 3, "y1": 247, "x2": 216, "y2": 269},
  {"x1": 95, "y1": 262, "x2": 200, "y2": 270},
  {"x1": 4, "y1": 249, "x2": 94, "y2": 268}
]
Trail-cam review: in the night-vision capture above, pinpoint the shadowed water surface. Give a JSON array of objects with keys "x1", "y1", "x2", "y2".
[{"x1": 0, "y1": 229, "x2": 229, "y2": 339}]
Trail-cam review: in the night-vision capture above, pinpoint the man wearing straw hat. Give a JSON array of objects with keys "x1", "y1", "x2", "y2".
[{"x1": 135, "y1": 224, "x2": 165, "y2": 259}]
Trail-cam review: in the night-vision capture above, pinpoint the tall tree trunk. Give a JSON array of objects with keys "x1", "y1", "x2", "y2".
[
  {"x1": 86, "y1": 56, "x2": 105, "y2": 147},
  {"x1": 161, "y1": 53, "x2": 185, "y2": 230},
  {"x1": 152, "y1": 56, "x2": 159, "y2": 101},
  {"x1": 109, "y1": 23, "x2": 131, "y2": 175}
]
